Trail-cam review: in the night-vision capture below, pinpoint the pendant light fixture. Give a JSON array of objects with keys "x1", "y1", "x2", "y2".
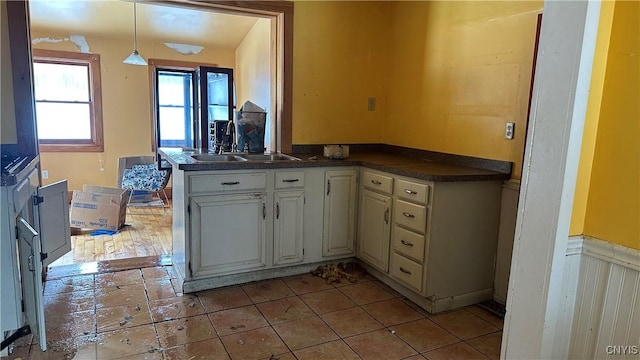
[{"x1": 123, "y1": 1, "x2": 147, "y2": 65}]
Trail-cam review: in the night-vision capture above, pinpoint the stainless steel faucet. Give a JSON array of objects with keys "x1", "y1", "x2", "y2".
[{"x1": 226, "y1": 119, "x2": 237, "y2": 152}]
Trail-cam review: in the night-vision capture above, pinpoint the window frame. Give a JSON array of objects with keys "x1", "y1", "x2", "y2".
[
  {"x1": 32, "y1": 49, "x2": 104, "y2": 152},
  {"x1": 148, "y1": 59, "x2": 218, "y2": 151},
  {"x1": 152, "y1": 68, "x2": 196, "y2": 147},
  {"x1": 149, "y1": 1, "x2": 293, "y2": 153}
]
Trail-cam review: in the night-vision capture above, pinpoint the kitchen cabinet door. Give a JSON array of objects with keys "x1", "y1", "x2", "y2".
[
  {"x1": 16, "y1": 217, "x2": 46, "y2": 351},
  {"x1": 37, "y1": 180, "x2": 71, "y2": 266},
  {"x1": 273, "y1": 190, "x2": 304, "y2": 265},
  {"x1": 189, "y1": 193, "x2": 267, "y2": 278},
  {"x1": 357, "y1": 189, "x2": 392, "y2": 272},
  {"x1": 323, "y1": 169, "x2": 357, "y2": 257}
]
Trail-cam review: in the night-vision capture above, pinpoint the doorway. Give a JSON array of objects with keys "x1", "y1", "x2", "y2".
[{"x1": 28, "y1": 0, "x2": 292, "y2": 268}]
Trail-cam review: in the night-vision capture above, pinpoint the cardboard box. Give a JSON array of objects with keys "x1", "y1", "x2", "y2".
[{"x1": 70, "y1": 185, "x2": 129, "y2": 231}]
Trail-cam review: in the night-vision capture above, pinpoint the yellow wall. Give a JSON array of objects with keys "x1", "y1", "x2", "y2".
[
  {"x1": 292, "y1": 1, "x2": 542, "y2": 178},
  {"x1": 570, "y1": 1, "x2": 615, "y2": 235},
  {"x1": 235, "y1": 18, "x2": 272, "y2": 150},
  {"x1": 383, "y1": 1, "x2": 542, "y2": 179},
  {"x1": 31, "y1": 31, "x2": 235, "y2": 191},
  {"x1": 581, "y1": 0, "x2": 639, "y2": 250},
  {"x1": 292, "y1": 1, "x2": 390, "y2": 144}
]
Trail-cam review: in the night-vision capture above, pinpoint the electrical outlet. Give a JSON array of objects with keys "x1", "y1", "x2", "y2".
[
  {"x1": 367, "y1": 97, "x2": 376, "y2": 111},
  {"x1": 505, "y1": 122, "x2": 515, "y2": 140},
  {"x1": 42, "y1": 170, "x2": 49, "y2": 179}
]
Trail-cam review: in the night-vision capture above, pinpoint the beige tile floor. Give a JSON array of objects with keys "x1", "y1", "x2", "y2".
[{"x1": 8, "y1": 264, "x2": 503, "y2": 360}]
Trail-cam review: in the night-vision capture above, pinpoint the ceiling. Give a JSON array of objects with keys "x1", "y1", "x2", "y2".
[{"x1": 28, "y1": 0, "x2": 260, "y2": 50}]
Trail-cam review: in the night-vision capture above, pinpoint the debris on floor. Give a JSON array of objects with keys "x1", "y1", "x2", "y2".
[{"x1": 310, "y1": 262, "x2": 368, "y2": 284}]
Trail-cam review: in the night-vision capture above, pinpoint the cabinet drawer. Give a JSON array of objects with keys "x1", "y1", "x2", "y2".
[
  {"x1": 391, "y1": 253, "x2": 423, "y2": 292},
  {"x1": 395, "y1": 179, "x2": 430, "y2": 205},
  {"x1": 394, "y1": 200, "x2": 427, "y2": 233},
  {"x1": 275, "y1": 171, "x2": 305, "y2": 189},
  {"x1": 392, "y1": 226, "x2": 425, "y2": 263},
  {"x1": 362, "y1": 171, "x2": 393, "y2": 195},
  {"x1": 189, "y1": 172, "x2": 266, "y2": 193}
]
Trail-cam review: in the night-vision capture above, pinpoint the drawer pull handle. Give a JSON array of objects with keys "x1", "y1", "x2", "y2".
[
  {"x1": 384, "y1": 208, "x2": 389, "y2": 224},
  {"x1": 400, "y1": 267, "x2": 412, "y2": 275},
  {"x1": 400, "y1": 240, "x2": 414, "y2": 247},
  {"x1": 221, "y1": 181, "x2": 239, "y2": 186},
  {"x1": 402, "y1": 212, "x2": 415, "y2": 218},
  {"x1": 282, "y1": 179, "x2": 299, "y2": 183},
  {"x1": 371, "y1": 179, "x2": 382, "y2": 185},
  {"x1": 404, "y1": 189, "x2": 417, "y2": 195}
]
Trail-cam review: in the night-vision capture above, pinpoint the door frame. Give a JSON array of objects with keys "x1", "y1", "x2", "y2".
[
  {"x1": 502, "y1": 1, "x2": 601, "y2": 358},
  {"x1": 156, "y1": 0, "x2": 293, "y2": 153}
]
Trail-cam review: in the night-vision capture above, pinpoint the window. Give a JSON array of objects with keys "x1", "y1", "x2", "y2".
[
  {"x1": 156, "y1": 70, "x2": 195, "y2": 148},
  {"x1": 152, "y1": 65, "x2": 234, "y2": 150},
  {"x1": 32, "y1": 49, "x2": 103, "y2": 152},
  {"x1": 146, "y1": 1, "x2": 292, "y2": 153}
]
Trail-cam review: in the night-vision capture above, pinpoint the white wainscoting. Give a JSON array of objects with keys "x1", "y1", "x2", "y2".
[{"x1": 568, "y1": 236, "x2": 640, "y2": 359}]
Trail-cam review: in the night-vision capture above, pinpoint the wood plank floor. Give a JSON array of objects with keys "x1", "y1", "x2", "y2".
[{"x1": 49, "y1": 201, "x2": 172, "y2": 267}]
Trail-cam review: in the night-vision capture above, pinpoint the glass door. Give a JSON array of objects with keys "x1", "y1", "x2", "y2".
[
  {"x1": 154, "y1": 69, "x2": 197, "y2": 150},
  {"x1": 196, "y1": 66, "x2": 234, "y2": 151}
]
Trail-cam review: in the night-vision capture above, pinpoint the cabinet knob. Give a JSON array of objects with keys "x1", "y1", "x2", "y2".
[
  {"x1": 400, "y1": 240, "x2": 414, "y2": 247},
  {"x1": 400, "y1": 267, "x2": 412, "y2": 275},
  {"x1": 402, "y1": 212, "x2": 415, "y2": 218}
]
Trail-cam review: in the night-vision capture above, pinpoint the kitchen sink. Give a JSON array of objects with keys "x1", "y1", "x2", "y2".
[
  {"x1": 240, "y1": 154, "x2": 301, "y2": 162},
  {"x1": 191, "y1": 154, "x2": 248, "y2": 162}
]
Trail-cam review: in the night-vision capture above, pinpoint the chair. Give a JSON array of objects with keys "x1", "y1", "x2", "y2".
[{"x1": 119, "y1": 157, "x2": 171, "y2": 210}]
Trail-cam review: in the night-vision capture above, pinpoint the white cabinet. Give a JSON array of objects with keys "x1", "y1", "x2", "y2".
[
  {"x1": 1, "y1": 164, "x2": 70, "y2": 351},
  {"x1": 169, "y1": 161, "x2": 501, "y2": 314},
  {"x1": 357, "y1": 170, "x2": 394, "y2": 272},
  {"x1": 273, "y1": 170, "x2": 305, "y2": 265},
  {"x1": 323, "y1": 169, "x2": 357, "y2": 257},
  {"x1": 189, "y1": 193, "x2": 267, "y2": 277},
  {"x1": 355, "y1": 169, "x2": 502, "y2": 313},
  {"x1": 357, "y1": 189, "x2": 391, "y2": 272},
  {"x1": 273, "y1": 190, "x2": 304, "y2": 265},
  {"x1": 389, "y1": 178, "x2": 430, "y2": 294},
  {"x1": 37, "y1": 180, "x2": 72, "y2": 267},
  {"x1": 175, "y1": 169, "x2": 309, "y2": 285}
]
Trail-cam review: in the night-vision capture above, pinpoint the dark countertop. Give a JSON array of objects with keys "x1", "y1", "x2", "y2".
[{"x1": 159, "y1": 148, "x2": 510, "y2": 182}]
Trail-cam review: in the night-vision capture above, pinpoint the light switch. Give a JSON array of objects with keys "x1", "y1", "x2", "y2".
[{"x1": 505, "y1": 122, "x2": 515, "y2": 140}]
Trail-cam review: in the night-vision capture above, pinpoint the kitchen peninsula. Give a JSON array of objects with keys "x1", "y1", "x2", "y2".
[{"x1": 160, "y1": 146, "x2": 510, "y2": 313}]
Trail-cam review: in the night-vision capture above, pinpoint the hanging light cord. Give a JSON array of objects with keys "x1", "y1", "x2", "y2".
[{"x1": 133, "y1": 2, "x2": 138, "y2": 51}]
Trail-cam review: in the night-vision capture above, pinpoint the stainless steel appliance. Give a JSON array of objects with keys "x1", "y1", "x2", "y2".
[{"x1": 1, "y1": 0, "x2": 71, "y2": 354}]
